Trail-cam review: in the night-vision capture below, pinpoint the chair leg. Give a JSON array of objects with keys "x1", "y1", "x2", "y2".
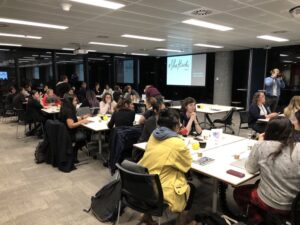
[
  {"x1": 115, "y1": 200, "x2": 122, "y2": 225},
  {"x1": 158, "y1": 217, "x2": 161, "y2": 225}
]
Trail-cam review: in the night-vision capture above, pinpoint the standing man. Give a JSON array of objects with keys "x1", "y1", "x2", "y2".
[
  {"x1": 264, "y1": 68, "x2": 285, "y2": 112},
  {"x1": 56, "y1": 75, "x2": 71, "y2": 98}
]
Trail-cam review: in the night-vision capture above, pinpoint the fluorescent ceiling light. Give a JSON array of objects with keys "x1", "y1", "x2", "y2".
[
  {"x1": 121, "y1": 34, "x2": 165, "y2": 42},
  {"x1": 280, "y1": 54, "x2": 288, "y2": 57},
  {"x1": 131, "y1": 53, "x2": 149, "y2": 56},
  {"x1": 0, "y1": 32, "x2": 42, "y2": 39},
  {"x1": 296, "y1": 57, "x2": 300, "y2": 59},
  {"x1": 283, "y1": 60, "x2": 292, "y2": 63},
  {"x1": 0, "y1": 42, "x2": 22, "y2": 47},
  {"x1": 0, "y1": 18, "x2": 68, "y2": 30},
  {"x1": 194, "y1": 43, "x2": 223, "y2": 48},
  {"x1": 89, "y1": 41, "x2": 128, "y2": 47},
  {"x1": 156, "y1": 48, "x2": 183, "y2": 53},
  {"x1": 182, "y1": 19, "x2": 233, "y2": 31},
  {"x1": 257, "y1": 35, "x2": 289, "y2": 42},
  {"x1": 87, "y1": 50, "x2": 96, "y2": 52},
  {"x1": 62, "y1": 48, "x2": 75, "y2": 51},
  {"x1": 70, "y1": 0, "x2": 125, "y2": 10},
  {"x1": 0, "y1": 49, "x2": 10, "y2": 51},
  {"x1": 56, "y1": 52, "x2": 75, "y2": 55}
]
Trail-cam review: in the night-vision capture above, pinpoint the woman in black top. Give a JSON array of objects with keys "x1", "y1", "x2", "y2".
[
  {"x1": 248, "y1": 91, "x2": 278, "y2": 133},
  {"x1": 180, "y1": 97, "x2": 202, "y2": 135},
  {"x1": 108, "y1": 98, "x2": 135, "y2": 129},
  {"x1": 60, "y1": 95, "x2": 90, "y2": 163}
]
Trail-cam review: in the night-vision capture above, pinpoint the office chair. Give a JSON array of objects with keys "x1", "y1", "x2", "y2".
[
  {"x1": 115, "y1": 161, "x2": 168, "y2": 225},
  {"x1": 212, "y1": 108, "x2": 236, "y2": 134},
  {"x1": 238, "y1": 111, "x2": 249, "y2": 135}
]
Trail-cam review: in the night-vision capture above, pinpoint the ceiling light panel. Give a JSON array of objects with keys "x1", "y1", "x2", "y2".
[
  {"x1": 121, "y1": 34, "x2": 165, "y2": 42},
  {"x1": 89, "y1": 42, "x2": 128, "y2": 47},
  {"x1": 70, "y1": 0, "x2": 125, "y2": 10},
  {"x1": 0, "y1": 18, "x2": 68, "y2": 30},
  {"x1": 182, "y1": 19, "x2": 233, "y2": 31},
  {"x1": 257, "y1": 35, "x2": 289, "y2": 42},
  {"x1": 194, "y1": 43, "x2": 224, "y2": 48}
]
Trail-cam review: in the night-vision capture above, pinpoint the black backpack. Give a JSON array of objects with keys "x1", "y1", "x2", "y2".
[
  {"x1": 34, "y1": 140, "x2": 48, "y2": 164},
  {"x1": 195, "y1": 212, "x2": 229, "y2": 225},
  {"x1": 84, "y1": 179, "x2": 122, "y2": 223}
]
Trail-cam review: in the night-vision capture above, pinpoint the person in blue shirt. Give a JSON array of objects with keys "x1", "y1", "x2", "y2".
[{"x1": 264, "y1": 68, "x2": 285, "y2": 112}]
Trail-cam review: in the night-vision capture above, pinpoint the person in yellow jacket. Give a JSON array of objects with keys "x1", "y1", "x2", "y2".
[{"x1": 139, "y1": 109, "x2": 193, "y2": 225}]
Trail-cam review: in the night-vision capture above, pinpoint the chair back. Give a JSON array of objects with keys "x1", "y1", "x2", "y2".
[
  {"x1": 291, "y1": 191, "x2": 300, "y2": 225},
  {"x1": 239, "y1": 111, "x2": 249, "y2": 124},
  {"x1": 116, "y1": 161, "x2": 165, "y2": 217},
  {"x1": 76, "y1": 107, "x2": 91, "y2": 117},
  {"x1": 221, "y1": 108, "x2": 236, "y2": 125}
]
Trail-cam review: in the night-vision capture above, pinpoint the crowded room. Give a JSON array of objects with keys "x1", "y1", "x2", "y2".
[{"x1": 0, "y1": 0, "x2": 300, "y2": 225}]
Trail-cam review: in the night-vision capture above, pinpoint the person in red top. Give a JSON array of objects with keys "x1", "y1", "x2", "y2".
[{"x1": 41, "y1": 89, "x2": 61, "y2": 107}]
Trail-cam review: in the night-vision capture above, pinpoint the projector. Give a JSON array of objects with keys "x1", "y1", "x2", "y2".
[{"x1": 74, "y1": 49, "x2": 88, "y2": 55}]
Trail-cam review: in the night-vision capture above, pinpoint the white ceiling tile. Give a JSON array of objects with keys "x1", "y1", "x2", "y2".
[
  {"x1": 178, "y1": 0, "x2": 246, "y2": 11},
  {"x1": 137, "y1": 0, "x2": 199, "y2": 13}
]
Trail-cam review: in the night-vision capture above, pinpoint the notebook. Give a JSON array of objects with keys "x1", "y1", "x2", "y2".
[{"x1": 230, "y1": 158, "x2": 246, "y2": 169}]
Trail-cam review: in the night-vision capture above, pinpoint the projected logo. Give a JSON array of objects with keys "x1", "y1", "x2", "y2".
[{"x1": 168, "y1": 58, "x2": 190, "y2": 71}]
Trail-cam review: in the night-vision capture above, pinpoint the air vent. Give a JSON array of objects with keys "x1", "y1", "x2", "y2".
[
  {"x1": 183, "y1": 8, "x2": 214, "y2": 17},
  {"x1": 97, "y1": 35, "x2": 109, "y2": 39}
]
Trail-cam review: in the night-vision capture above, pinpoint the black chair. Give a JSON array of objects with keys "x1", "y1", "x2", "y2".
[
  {"x1": 115, "y1": 161, "x2": 167, "y2": 225},
  {"x1": 14, "y1": 107, "x2": 33, "y2": 139},
  {"x1": 238, "y1": 111, "x2": 249, "y2": 135},
  {"x1": 212, "y1": 108, "x2": 236, "y2": 134}
]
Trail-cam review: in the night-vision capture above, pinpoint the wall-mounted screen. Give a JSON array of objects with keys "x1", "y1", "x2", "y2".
[
  {"x1": 0, "y1": 71, "x2": 8, "y2": 80},
  {"x1": 167, "y1": 54, "x2": 206, "y2": 86}
]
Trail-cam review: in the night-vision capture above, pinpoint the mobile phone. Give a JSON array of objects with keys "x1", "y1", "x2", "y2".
[
  {"x1": 194, "y1": 157, "x2": 214, "y2": 166},
  {"x1": 226, "y1": 169, "x2": 245, "y2": 178}
]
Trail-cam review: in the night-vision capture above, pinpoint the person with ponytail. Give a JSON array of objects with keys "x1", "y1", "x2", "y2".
[{"x1": 234, "y1": 117, "x2": 300, "y2": 225}]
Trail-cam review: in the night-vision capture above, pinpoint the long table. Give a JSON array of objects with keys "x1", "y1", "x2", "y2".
[
  {"x1": 133, "y1": 132, "x2": 257, "y2": 212},
  {"x1": 170, "y1": 103, "x2": 243, "y2": 129},
  {"x1": 82, "y1": 114, "x2": 142, "y2": 159}
]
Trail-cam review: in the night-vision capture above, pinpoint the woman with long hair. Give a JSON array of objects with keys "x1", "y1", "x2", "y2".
[
  {"x1": 82, "y1": 90, "x2": 99, "y2": 108},
  {"x1": 60, "y1": 95, "x2": 90, "y2": 163},
  {"x1": 234, "y1": 117, "x2": 300, "y2": 225},
  {"x1": 107, "y1": 98, "x2": 135, "y2": 129},
  {"x1": 248, "y1": 91, "x2": 278, "y2": 133},
  {"x1": 284, "y1": 95, "x2": 300, "y2": 122},
  {"x1": 99, "y1": 93, "x2": 117, "y2": 115}
]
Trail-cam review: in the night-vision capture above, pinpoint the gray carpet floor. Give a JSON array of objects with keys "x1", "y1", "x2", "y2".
[{"x1": 0, "y1": 112, "x2": 254, "y2": 225}]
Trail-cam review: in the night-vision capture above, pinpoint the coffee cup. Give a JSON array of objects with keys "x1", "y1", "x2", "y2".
[
  {"x1": 199, "y1": 141, "x2": 207, "y2": 148},
  {"x1": 234, "y1": 154, "x2": 240, "y2": 160}
]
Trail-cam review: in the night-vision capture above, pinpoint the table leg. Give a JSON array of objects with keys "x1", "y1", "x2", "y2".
[{"x1": 212, "y1": 179, "x2": 218, "y2": 213}]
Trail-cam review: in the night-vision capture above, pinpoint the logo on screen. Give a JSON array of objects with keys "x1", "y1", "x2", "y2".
[{"x1": 168, "y1": 58, "x2": 190, "y2": 71}]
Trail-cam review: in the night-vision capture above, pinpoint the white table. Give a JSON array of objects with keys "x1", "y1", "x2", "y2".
[
  {"x1": 134, "y1": 133, "x2": 257, "y2": 212},
  {"x1": 258, "y1": 114, "x2": 285, "y2": 123},
  {"x1": 170, "y1": 103, "x2": 243, "y2": 129},
  {"x1": 41, "y1": 106, "x2": 60, "y2": 114},
  {"x1": 82, "y1": 114, "x2": 142, "y2": 159}
]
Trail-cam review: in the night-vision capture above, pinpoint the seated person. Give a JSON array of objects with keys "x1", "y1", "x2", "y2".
[
  {"x1": 41, "y1": 89, "x2": 61, "y2": 107},
  {"x1": 94, "y1": 82, "x2": 101, "y2": 96},
  {"x1": 180, "y1": 97, "x2": 202, "y2": 135},
  {"x1": 284, "y1": 95, "x2": 300, "y2": 122},
  {"x1": 77, "y1": 81, "x2": 87, "y2": 103},
  {"x1": 107, "y1": 98, "x2": 135, "y2": 129},
  {"x1": 12, "y1": 88, "x2": 27, "y2": 110},
  {"x1": 293, "y1": 110, "x2": 300, "y2": 142},
  {"x1": 113, "y1": 85, "x2": 122, "y2": 103},
  {"x1": 99, "y1": 93, "x2": 117, "y2": 115},
  {"x1": 123, "y1": 85, "x2": 140, "y2": 102},
  {"x1": 234, "y1": 117, "x2": 300, "y2": 225},
  {"x1": 60, "y1": 95, "x2": 90, "y2": 163},
  {"x1": 138, "y1": 102, "x2": 165, "y2": 143},
  {"x1": 81, "y1": 90, "x2": 99, "y2": 108},
  {"x1": 248, "y1": 91, "x2": 278, "y2": 133},
  {"x1": 100, "y1": 84, "x2": 113, "y2": 97},
  {"x1": 26, "y1": 90, "x2": 46, "y2": 135},
  {"x1": 139, "y1": 97, "x2": 159, "y2": 124},
  {"x1": 138, "y1": 109, "x2": 194, "y2": 224},
  {"x1": 5, "y1": 86, "x2": 17, "y2": 109}
]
